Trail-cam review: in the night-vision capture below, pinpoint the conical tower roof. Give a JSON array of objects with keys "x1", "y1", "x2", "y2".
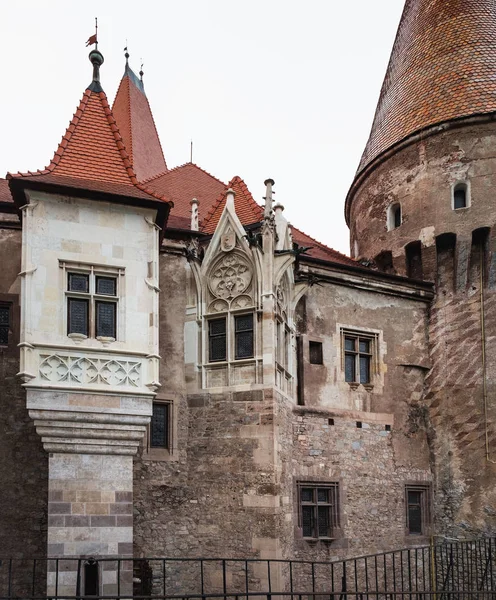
[
  {"x1": 357, "y1": 0, "x2": 496, "y2": 174},
  {"x1": 112, "y1": 60, "x2": 168, "y2": 182}
]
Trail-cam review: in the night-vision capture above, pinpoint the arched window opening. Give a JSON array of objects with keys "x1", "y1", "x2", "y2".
[
  {"x1": 387, "y1": 203, "x2": 402, "y2": 231},
  {"x1": 405, "y1": 241, "x2": 423, "y2": 280},
  {"x1": 453, "y1": 182, "x2": 469, "y2": 210}
]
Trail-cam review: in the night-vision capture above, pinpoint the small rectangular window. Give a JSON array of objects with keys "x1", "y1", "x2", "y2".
[
  {"x1": 235, "y1": 314, "x2": 254, "y2": 359},
  {"x1": 343, "y1": 331, "x2": 375, "y2": 384},
  {"x1": 151, "y1": 403, "x2": 169, "y2": 449},
  {"x1": 95, "y1": 301, "x2": 116, "y2": 338},
  {"x1": 95, "y1": 276, "x2": 117, "y2": 296},
  {"x1": 405, "y1": 484, "x2": 431, "y2": 535},
  {"x1": 298, "y1": 482, "x2": 340, "y2": 539},
  {"x1": 209, "y1": 318, "x2": 227, "y2": 362},
  {"x1": 68, "y1": 298, "x2": 89, "y2": 336},
  {"x1": 309, "y1": 341, "x2": 323, "y2": 364},
  {"x1": 0, "y1": 304, "x2": 10, "y2": 346},
  {"x1": 68, "y1": 272, "x2": 89, "y2": 293}
]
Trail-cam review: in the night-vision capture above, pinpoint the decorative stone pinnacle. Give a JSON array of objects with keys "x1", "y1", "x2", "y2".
[
  {"x1": 190, "y1": 198, "x2": 199, "y2": 231},
  {"x1": 264, "y1": 178, "x2": 275, "y2": 219}
]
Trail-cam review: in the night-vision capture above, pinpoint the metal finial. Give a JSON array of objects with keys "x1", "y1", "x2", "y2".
[
  {"x1": 139, "y1": 59, "x2": 144, "y2": 81},
  {"x1": 124, "y1": 42, "x2": 129, "y2": 64}
]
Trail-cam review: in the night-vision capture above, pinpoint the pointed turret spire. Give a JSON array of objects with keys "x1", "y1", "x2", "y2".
[
  {"x1": 357, "y1": 0, "x2": 496, "y2": 174},
  {"x1": 112, "y1": 54, "x2": 168, "y2": 182}
]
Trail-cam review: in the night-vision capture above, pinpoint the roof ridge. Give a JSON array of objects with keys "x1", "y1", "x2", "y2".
[
  {"x1": 143, "y1": 162, "x2": 226, "y2": 187},
  {"x1": 289, "y1": 224, "x2": 355, "y2": 262}
]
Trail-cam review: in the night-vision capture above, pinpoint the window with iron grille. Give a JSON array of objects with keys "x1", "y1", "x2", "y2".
[
  {"x1": 208, "y1": 313, "x2": 254, "y2": 362},
  {"x1": 309, "y1": 341, "x2": 323, "y2": 365},
  {"x1": 342, "y1": 330, "x2": 376, "y2": 385},
  {"x1": 298, "y1": 482, "x2": 340, "y2": 539},
  {"x1": 0, "y1": 303, "x2": 11, "y2": 346},
  {"x1": 67, "y1": 271, "x2": 118, "y2": 339},
  {"x1": 151, "y1": 403, "x2": 170, "y2": 449},
  {"x1": 405, "y1": 484, "x2": 431, "y2": 535}
]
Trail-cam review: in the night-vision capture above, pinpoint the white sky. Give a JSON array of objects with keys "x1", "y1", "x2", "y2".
[{"x1": 0, "y1": 1, "x2": 403, "y2": 255}]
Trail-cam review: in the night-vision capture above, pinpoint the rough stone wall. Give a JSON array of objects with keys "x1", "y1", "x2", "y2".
[
  {"x1": 349, "y1": 121, "x2": 496, "y2": 271},
  {"x1": 348, "y1": 121, "x2": 496, "y2": 537},
  {"x1": 0, "y1": 227, "x2": 48, "y2": 558}
]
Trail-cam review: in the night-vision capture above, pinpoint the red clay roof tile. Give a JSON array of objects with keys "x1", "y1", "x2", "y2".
[
  {"x1": 201, "y1": 176, "x2": 263, "y2": 234},
  {"x1": 358, "y1": 0, "x2": 496, "y2": 173},
  {"x1": 0, "y1": 178, "x2": 13, "y2": 204},
  {"x1": 8, "y1": 88, "x2": 170, "y2": 206},
  {"x1": 112, "y1": 65, "x2": 168, "y2": 182}
]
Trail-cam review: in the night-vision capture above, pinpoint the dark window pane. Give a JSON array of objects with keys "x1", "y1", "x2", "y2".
[
  {"x1": 209, "y1": 318, "x2": 226, "y2": 336},
  {"x1": 0, "y1": 305, "x2": 9, "y2": 345},
  {"x1": 344, "y1": 337, "x2": 355, "y2": 351},
  {"x1": 408, "y1": 504, "x2": 422, "y2": 534},
  {"x1": 359, "y1": 339, "x2": 370, "y2": 353},
  {"x1": 235, "y1": 314, "x2": 254, "y2": 359},
  {"x1": 96, "y1": 276, "x2": 116, "y2": 296},
  {"x1": 345, "y1": 353, "x2": 356, "y2": 382},
  {"x1": 394, "y1": 205, "x2": 401, "y2": 228},
  {"x1": 301, "y1": 488, "x2": 313, "y2": 503},
  {"x1": 309, "y1": 341, "x2": 323, "y2": 364},
  {"x1": 454, "y1": 188, "x2": 467, "y2": 209},
  {"x1": 209, "y1": 318, "x2": 227, "y2": 361},
  {"x1": 360, "y1": 355, "x2": 371, "y2": 383},
  {"x1": 151, "y1": 403, "x2": 169, "y2": 448},
  {"x1": 317, "y1": 488, "x2": 329, "y2": 503},
  {"x1": 235, "y1": 314, "x2": 253, "y2": 331},
  {"x1": 68, "y1": 298, "x2": 89, "y2": 336},
  {"x1": 236, "y1": 331, "x2": 253, "y2": 359},
  {"x1": 318, "y1": 506, "x2": 331, "y2": 537},
  {"x1": 68, "y1": 273, "x2": 89, "y2": 293},
  {"x1": 96, "y1": 301, "x2": 116, "y2": 338},
  {"x1": 302, "y1": 506, "x2": 314, "y2": 537}
]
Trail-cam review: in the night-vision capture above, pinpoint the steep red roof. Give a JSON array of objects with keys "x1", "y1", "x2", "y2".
[
  {"x1": 146, "y1": 163, "x2": 226, "y2": 229},
  {"x1": 0, "y1": 179, "x2": 13, "y2": 204},
  {"x1": 290, "y1": 226, "x2": 357, "y2": 266},
  {"x1": 112, "y1": 64, "x2": 168, "y2": 182},
  {"x1": 358, "y1": 0, "x2": 496, "y2": 173},
  {"x1": 201, "y1": 176, "x2": 263, "y2": 234},
  {"x1": 8, "y1": 84, "x2": 170, "y2": 206}
]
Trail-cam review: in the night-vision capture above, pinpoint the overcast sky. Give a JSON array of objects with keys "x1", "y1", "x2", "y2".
[{"x1": 0, "y1": 1, "x2": 403, "y2": 255}]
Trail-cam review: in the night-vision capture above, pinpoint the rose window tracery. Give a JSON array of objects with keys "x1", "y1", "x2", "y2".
[{"x1": 208, "y1": 253, "x2": 253, "y2": 301}]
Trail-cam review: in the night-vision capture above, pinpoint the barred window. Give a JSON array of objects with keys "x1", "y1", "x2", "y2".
[
  {"x1": 406, "y1": 484, "x2": 431, "y2": 535},
  {"x1": 0, "y1": 304, "x2": 11, "y2": 346},
  {"x1": 209, "y1": 318, "x2": 227, "y2": 362},
  {"x1": 298, "y1": 482, "x2": 340, "y2": 539},
  {"x1": 208, "y1": 314, "x2": 254, "y2": 363},
  {"x1": 343, "y1": 331, "x2": 376, "y2": 384},
  {"x1": 151, "y1": 403, "x2": 170, "y2": 449},
  {"x1": 235, "y1": 314, "x2": 254, "y2": 359},
  {"x1": 67, "y1": 270, "x2": 118, "y2": 340}
]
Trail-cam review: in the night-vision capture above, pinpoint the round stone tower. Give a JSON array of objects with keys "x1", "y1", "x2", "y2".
[{"x1": 346, "y1": 0, "x2": 496, "y2": 537}]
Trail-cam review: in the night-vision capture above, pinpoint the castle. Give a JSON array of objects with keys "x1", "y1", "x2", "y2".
[{"x1": 0, "y1": 0, "x2": 495, "y2": 595}]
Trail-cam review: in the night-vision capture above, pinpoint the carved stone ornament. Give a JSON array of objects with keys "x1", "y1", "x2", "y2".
[
  {"x1": 220, "y1": 226, "x2": 236, "y2": 252},
  {"x1": 208, "y1": 252, "x2": 252, "y2": 300},
  {"x1": 39, "y1": 354, "x2": 141, "y2": 387},
  {"x1": 276, "y1": 276, "x2": 289, "y2": 314}
]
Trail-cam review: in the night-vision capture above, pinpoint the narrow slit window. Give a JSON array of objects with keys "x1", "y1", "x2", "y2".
[
  {"x1": 388, "y1": 203, "x2": 402, "y2": 230},
  {"x1": 0, "y1": 304, "x2": 11, "y2": 346}
]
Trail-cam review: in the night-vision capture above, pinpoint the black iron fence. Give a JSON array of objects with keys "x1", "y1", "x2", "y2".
[{"x1": 0, "y1": 538, "x2": 494, "y2": 599}]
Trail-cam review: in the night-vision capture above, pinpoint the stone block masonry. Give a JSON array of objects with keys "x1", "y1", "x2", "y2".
[{"x1": 47, "y1": 454, "x2": 133, "y2": 596}]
